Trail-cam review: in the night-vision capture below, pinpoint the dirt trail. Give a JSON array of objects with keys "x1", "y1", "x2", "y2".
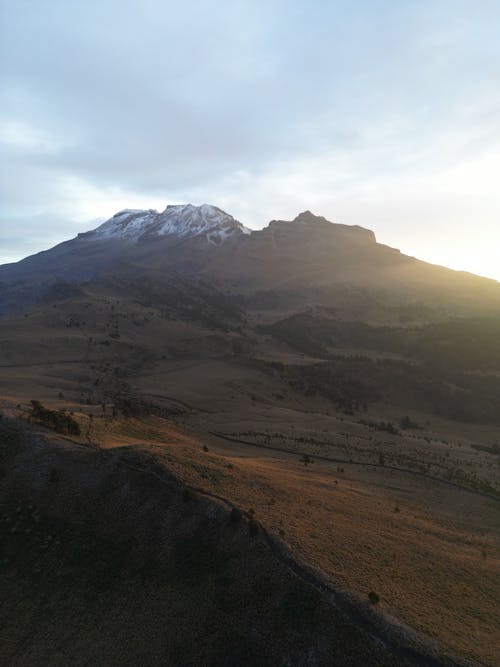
[{"x1": 209, "y1": 431, "x2": 500, "y2": 503}]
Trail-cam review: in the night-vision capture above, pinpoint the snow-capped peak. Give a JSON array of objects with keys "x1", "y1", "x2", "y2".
[
  {"x1": 89, "y1": 204, "x2": 250, "y2": 244},
  {"x1": 92, "y1": 209, "x2": 158, "y2": 240}
]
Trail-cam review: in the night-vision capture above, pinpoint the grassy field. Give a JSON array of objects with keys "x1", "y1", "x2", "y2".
[
  {"x1": 1, "y1": 283, "x2": 499, "y2": 666},
  {"x1": 5, "y1": 406, "x2": 494, "y2": 666}
]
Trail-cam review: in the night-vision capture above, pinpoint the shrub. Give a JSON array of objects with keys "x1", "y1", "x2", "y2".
[
  {"x1": 368, "y1": 591, "x2": 380, "y2": 605},
  {"x1": 300, "y1": 454, "x2": 313, "y2": 466},
  {"x1": 30, "y1": 400, "x2": 80, "y2": 436},
  {"x1": 399, "y1": 415, "x2": 421, "y2": 430}
]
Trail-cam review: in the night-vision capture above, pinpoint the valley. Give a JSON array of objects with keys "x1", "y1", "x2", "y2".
[{"x1": 1, "y1": 206, "x2": 499, "y2": 666}]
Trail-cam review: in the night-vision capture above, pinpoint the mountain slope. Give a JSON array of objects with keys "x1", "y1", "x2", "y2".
[
  {"x1": 1, "y1": 205, "x2": 499, "y2": 317},
  {"x1": 1, "y1": 204, "x2": 499, "y2": 667},
  {"x1": 88, "y1": 203, "x2": 250, "y2": 242},
  {"x1": 0, "y1": 204, "x2": 249, "y2": 312},
  {"x1": 0, "y1": 420, "x2": 408, "y2": 667}
]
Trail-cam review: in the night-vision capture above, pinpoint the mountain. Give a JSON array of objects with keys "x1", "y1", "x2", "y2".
[
  {"x1": 1, "y1": 204, "x2": 499, "y2": 316},
  {"x1": 1, "y1": 204, "x2": 500, "y2": 667},
  {"x1": 0, "y1": 204, "x2": 248, "y2": 312},
  {"x1": 87, "y1": 203, "x2": 251, "y2": 243}
]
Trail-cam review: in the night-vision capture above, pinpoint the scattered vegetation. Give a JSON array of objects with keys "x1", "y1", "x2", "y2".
[
  {"x1": 399, "y1": 415, "x2": 421, "y2": 430},
  {"x1": 360, "y1": 419, "x2": 399, "y2": 435},
  {"x1": 300, "y1": 454, "x2": 313, "y2": 466},
  {"x1": 264, "y1": 312, "x2": 500, "y2": 372},
  {"x1": 29, "y1": 400, "x2": 80, "y2": 436},
  {"x1": 263, "y1": 314, "x2": 500, "y2": 423},
  {"x1": 257, "y1": 354, "x2": 500, "y2": 424}
]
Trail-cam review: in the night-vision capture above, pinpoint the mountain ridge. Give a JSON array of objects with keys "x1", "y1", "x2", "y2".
[
  {"x1": 83, "y1": 203, "x2": 251, "y2": 244},
  {"x1": 0, "y1": 203, "x2": 499, "y2": 316}
]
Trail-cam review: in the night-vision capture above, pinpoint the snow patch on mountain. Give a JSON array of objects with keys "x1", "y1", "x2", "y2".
[
  {"x1": 90, "y1": 204, "x2": 250, "y2": 244},
  {"x1": 93, "y1": 209, "x2": 158, "y2": 240}
]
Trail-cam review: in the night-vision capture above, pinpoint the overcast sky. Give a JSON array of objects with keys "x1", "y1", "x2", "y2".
[{"x1": 1, "y1": 0, "x2": 499, "y2": 279}]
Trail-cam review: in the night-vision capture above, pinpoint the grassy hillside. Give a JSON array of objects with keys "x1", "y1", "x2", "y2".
[
  {"x1": 0, "y1": 257, "x2": 499, "y2": 667},
  {"x1": 1, "y1": 420, "x2": 410, "y2": 667}
]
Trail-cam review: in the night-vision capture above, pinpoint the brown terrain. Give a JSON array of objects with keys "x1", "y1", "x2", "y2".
[{"x1": 1, "y1": 209, "x2": 499, "y2": 666}]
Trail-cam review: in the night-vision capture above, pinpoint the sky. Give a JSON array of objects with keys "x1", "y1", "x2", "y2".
[{"x1": 1, "y1": 0, "x2": 500, "y2": 280}]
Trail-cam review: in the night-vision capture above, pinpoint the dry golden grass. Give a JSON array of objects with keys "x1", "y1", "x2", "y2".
[
  {"x1": 1, "y1": 350, "x2": 499, "y2": 667},
  {"x1": 55, "y1": 412, "x2": 498, "y2": 667}
]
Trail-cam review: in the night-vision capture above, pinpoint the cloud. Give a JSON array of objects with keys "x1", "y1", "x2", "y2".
[{"x1": 1, "y1": 0, "x2": 499, "y2": 277}]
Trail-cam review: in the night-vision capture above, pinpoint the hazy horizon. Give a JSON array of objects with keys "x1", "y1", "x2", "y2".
[
  {"x1": 1, "y1": 200, "x2": 500, "y2": 284},
  {"x1": 1, "y1": 0, "x2": 500, "y2": 279}
]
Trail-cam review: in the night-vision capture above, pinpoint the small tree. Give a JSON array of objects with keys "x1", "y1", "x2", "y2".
[{"x1": 300, "y1": 454, "x2": 313, "y2": 467}]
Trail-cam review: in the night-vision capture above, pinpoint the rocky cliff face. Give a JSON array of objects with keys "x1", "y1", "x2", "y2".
[{"x1": 269, "y1": 210, "x2": 377, "y2": 244}]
